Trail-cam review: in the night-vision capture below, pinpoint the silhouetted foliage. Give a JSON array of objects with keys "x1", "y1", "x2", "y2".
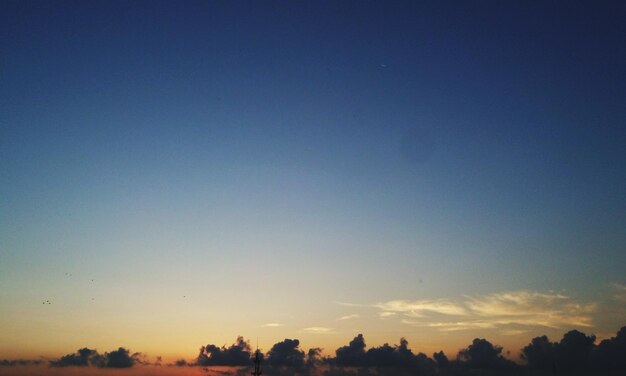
[
  {"x1": 595, "y1": 326, "x2": 626, "y2": 370},
  {"x1": 433, "y1": 350, "x2": 449, "y2": 368},
  {"x1": 49, "y1": 348, "x2": 104, "y2": 367},
  {"x1": 105, "y1": 347, "x2": 137, "y2": 368},
  {"x1": 0, "y1": 359, "x2": 42, "y2": 366},
  {"x1": 457, "y1": 338, "x2": 515, "y2": 369},
  {"x1": 522, "y1": 326, "x2": 626, "y2": 372},
  {"x1": 197, "y1": 336, "x2": 252, "y2": 366},
  {"x1": 332, "y1": 334, "x2": 437, "y2": 373},
  {"x1": 49, "y1": 347, "x2": 139, "y2": 368},
  {"x1": 266, "y1": 338, "x2": 305, "y2": 368},
  {"x1": 558, "y1": 329, "x2": 595, "y2": 369},
  {"x1": 14, "y1": 326, "x2": 626, "y2": 372},
  {"x1": 307, "y1": 347, "x2": 323, "y2": 367},
  {"x1": 335, "y1": 334, "x2": 367, "y2": 366},
  {"x1": 521, "y1": 335, "x2": 556, "y2": 369}
]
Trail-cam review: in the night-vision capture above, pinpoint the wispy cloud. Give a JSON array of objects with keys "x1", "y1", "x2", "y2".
[
  {"x1": 611, "y1": 283, "x2": 626, "y2": 302},
  {"x1": 374, "y1": 299, "x2": 468, "y2": 317},
  {"x1": 368, "y1": 290, "x2": 596, "y2": 332},
  {"x1": 463, "y1": 291, "x2": 594, "y2": 328},
  {"x1": 302, "y1": 327, "x2": 333, "y2": 334},
  {"x1": 337, "y1": 314, "x2": 360, "y2": 321},
  {"x1": 261, "y1": 323, "x2": 284, "y2": 327},
  {"x1": 335, "y1": 301, "x2": 367, "y2": 307}
]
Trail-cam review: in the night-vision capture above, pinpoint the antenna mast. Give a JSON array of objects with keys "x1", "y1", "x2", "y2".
[{"x1": 251, "y1": 341, "x2": 262, "y2": 376}]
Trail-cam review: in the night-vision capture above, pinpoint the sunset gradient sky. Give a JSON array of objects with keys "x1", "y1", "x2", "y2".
[{"x1": 1, "y1": 0, "x2": 625, "y2": 364}]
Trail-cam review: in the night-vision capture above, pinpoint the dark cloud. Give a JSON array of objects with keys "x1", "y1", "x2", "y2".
[
  {"x1": 266, "y1": 338, "x2": 305, "y2": 368},
  {"x1": 197, "y1": 336, "x2": 252, "y2": 366},
  {"x1": 456, "y1": 338, "x2": 515, "y2": 369},
  {"x1": 49, "y1": 347, "x2": 141, "y2": 368}
]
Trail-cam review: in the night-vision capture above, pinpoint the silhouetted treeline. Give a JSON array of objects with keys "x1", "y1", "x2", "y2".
[
  {"x1": 522, "y1": 327, "x2": 626, "y2": 372},
  {"x1": 0, "y1": 359, "x2": 42, "y2": 366},
  {"x1": 4, "y1": 325, "x2": 624, "y2": 374},
  {"x1": 48, "y1": 347, "x2": 146, "y2": 368}
]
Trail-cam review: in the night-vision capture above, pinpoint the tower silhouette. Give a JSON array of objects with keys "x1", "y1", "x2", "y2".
[{"x1": 251, "y1": 347, "x2": 262, "y2": 376}]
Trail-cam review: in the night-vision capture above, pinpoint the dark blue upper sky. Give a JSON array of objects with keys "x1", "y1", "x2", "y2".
[{"x1": 1, "y1": 0, "x2": 625, "y2": 356}]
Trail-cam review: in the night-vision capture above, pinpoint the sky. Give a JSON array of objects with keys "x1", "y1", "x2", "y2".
[{"x1": 1, "y1": 0, "x2": 625, "y2": 366}]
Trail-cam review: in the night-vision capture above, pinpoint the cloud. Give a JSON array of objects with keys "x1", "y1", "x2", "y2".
[
  {"x1": 612, "y1": 283, "x2": 626, "y2": 302},
  {"x1": 262, "y1": 323, "x2": 284, "y2": 327},
  {"x1": 196, "y1": 336, "x2": 252, "y2": 366},
  {"x1": 337, "y1": 314, "x2": 360, "y2": 321},
  {"x1": 464, "y1": 291, "x2": 594, "y2": 328},
  {"x1": 335, "y1": 301, "x2": 367, "y2": 308},
  {"x1": 374, "y1": 299, "x2": 467, "y2": 317},
  {"x1": 303, "y1": 327, "x2": 333, "y2": 334},
  {"x1": 500, "y1": 329, "x2": 528, "y2": 336},
  {"x1": 378, "y1": 312, "x2": 397, "y2": 319},
  {"x1": 373, "y1": 290, "x2": 596, "y2": 332}
]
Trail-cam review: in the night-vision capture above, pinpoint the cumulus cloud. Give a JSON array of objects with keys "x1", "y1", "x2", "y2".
[
  {"x1": 197, "y1": 336, "x2": 252, "y2": 366},
  {"x1": 373, "y1": 290, "x2": 596, "y2": 331}
]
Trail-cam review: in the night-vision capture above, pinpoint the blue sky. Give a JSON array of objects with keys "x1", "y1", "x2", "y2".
[{"x1": 1, "y1": 0, "x2": 625, "y2": 360}]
